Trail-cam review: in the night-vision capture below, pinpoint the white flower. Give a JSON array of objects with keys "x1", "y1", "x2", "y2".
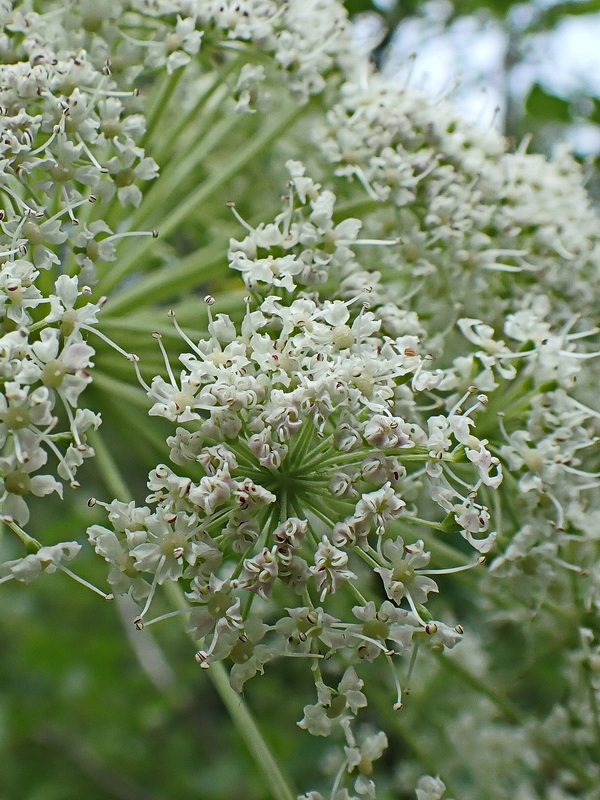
[{"x1": 0, "y1": 542, "x2": 80, "y2": 583}]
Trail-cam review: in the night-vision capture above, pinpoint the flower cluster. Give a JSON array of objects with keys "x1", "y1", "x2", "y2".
[
  {"x1": 319, "y1": 75, "x2": 600, "y2": 330},
  {"x1": 0, "y1": 2, "x2": 166, "y2": 548},
  {"x1": 1, "y1": 1, "x2": 600, "y2": 798},
  {"x1": 88, "y1": 245, "x2": 502, "y2": 796},
  {"x1": 90, "y1": 282, "x2": 496, "y2": 631}
]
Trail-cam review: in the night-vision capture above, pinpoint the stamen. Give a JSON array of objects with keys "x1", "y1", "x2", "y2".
[
  {"x1": 12, "y1": 431, "x2": 26, "y2": 464},
  {"x1": 135, "y1": 554, "x2": 165, "y2": 623},
  {"x1": 83, "y1": 324, "x2": 133, "y2": 359},
  {"x1": 410, "y1": 353, "x2": 435, "y2": 392},
  {"x1": 31, "y1": 424, "x2": 78, "y2": 485},
  {"x1": 152, "y1": 332, "x2": 177, "y2": 388},
  {"x1": 194, "y1": 650, "x2": 211, "y2": 669},
  {"x1": 545, "y1": 491, "x2": 565, "y2": 530},
  {"x1": 60, "y1": 397, "x2": 82, "y2": 447},
  {"x1": 385, "y1": 653, "x2": 403, "y2": 710},
  {"x1": 555, "y1": 557, "x2": 588, "y2": 576},
  {"x1": 46, "y1": 193, "x2": 95, "y2": 227},
  {"x1": 76, "y1": 134, "x2": 109, "y2": 173},
  {"x1": 330, "y1": 625, "x2": 395, "y2": 656},
  {"x1": 168, "y1": 310, "x2": 204, "y2": 358},
  {"x1": 553, "y1": 238, "x2": 575, "y2": 260},
  {"x1": 0, "y1": 243, "x2": 30, "y2": 259},
  {"x1": 101, "y1": 229, "x2": 159, "y2": 244},
  {"x1": 482, "y1": 263, "x2": 523, "y2": 273},
  {"x1": 352, "y1": 165, "x2": 382, "y2": 202},
  {"x1": 280, "y1": 190, "x2": 294, "y2": 240},
  {"x1": 565, "y1": 327, "x2": 600, "y2": 341},
  {"x1": 572, "y1": 481, "x2": 600, "y2": 492},
  {"x1": 340, "y1": 237, "x2": 399, "y2": 247},
  {"x1": 203, "y1": 295, "x2": 222, "y2": 349},
  {"x1": 419, "y1": 556, "x2": 485, "y2": 575},
  {"x1": 9, "y1": 213, "x2": 30, "y2": 253},
  {"x1": 496, "y1": 412, "x2": 510, "y2": 443},
  {"x1": 117, "y1": 29, "x2": 160, "y2": 49},
  {"x1": 441, "y1": 461, "x2": 475, "y2": 491},
  {"x1": 405, "y1": 590, "x2": 429, "y2": 627},
  {"x1": 569, "y1": 397, "x2": 600, "y2": 422},
  {"x1": 405, "y1": 639, "x2": 420, "y2": 691},
  {"x1": 141, "y1": 608, "x2": 190, "y2": 627},
  {"x1": 0, "y1": 184, "x2": 36, "y2": 215},
  {"x1": 329, "y1": 760, "x2": 346, "y2": 800},
  {"x1": 558, "y1": 349, "x2": 600, "y2": 360},
  {"x1": 131, "y1": 354, "x2": 152, "y2": 393},
  {"x1": 195, "y1": 620, "x2": 228, "y2": 667},
  {"x1": 59, "y1": 565, "x2": 113, "y2": 598},
  {"x1": 79, "y1": 78, "x2": 140, "y2": 99},
  {"x1": 449, "y1": 385, "x2": 477, "y2": 416},
  {"x1": 226, "y1": 201, "x2": 253, "y2": 233},
  {"x1": 28, "y1": 116, "x2": 65, "y2": 156},
  {"x1": 561, "y1": 464, "x2": 600, "y2": 479}
]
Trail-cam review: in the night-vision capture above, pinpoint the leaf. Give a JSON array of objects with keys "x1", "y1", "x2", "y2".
[
  {"x1": 525, "y1": 83, "x2": 572, "y2": 123},
  {"x1": 537, "y1": 0, "x2": 600, "y2": 30},
  {"x1": 344, "y1": 0, "x2": 378, "y2": 15},
  {"x1": 588, "y1": 97, "x2": 600, "y2": 126}
]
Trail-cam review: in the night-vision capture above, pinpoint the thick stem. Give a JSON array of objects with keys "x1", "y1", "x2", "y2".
[
  {"x1": 91, "y1": 426, "x2": 296, "y2": 800},
  {"x1": 164, "y1": 582, "x2": 297, "y2": 800},
  {"x1": 142, "y1": 69, "x2": 185, "y2": 150}
]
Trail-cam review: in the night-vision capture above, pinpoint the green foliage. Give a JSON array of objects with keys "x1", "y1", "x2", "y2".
[{"x1": 525, "y1": 84, "x2": 572, "y2": 123}]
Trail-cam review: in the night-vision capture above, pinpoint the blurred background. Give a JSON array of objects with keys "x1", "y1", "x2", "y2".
[
  {"x1": 349, "y1": 0, "x2": 600, "y2": 196},
  {"x1": 2, "y1": 1, "x2": 600, "y2": 798}
]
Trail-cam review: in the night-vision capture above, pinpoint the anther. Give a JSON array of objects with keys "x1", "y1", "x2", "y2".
[{"x1": 195, "y1": 650, "x2": 210, "y2": 668}]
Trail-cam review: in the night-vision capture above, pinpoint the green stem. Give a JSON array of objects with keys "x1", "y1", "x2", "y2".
[
  {"x1": 3, "y1": 518, "x2": 42, "y2": 553},
  {"x1": 98, "y1": 242, "x2": 225, "y2": 317},
  {"x1": 152, "y1": 56, "x2": 243, "y2": 163},
  {"x1": 96, "y1": 102, "x2": 306, "y2": 297},
  {"x1": 164, "y1": 582, "x2": 296, "y2": 800},
  {"x1": 132, "y1": 112, "x2": 240, "y2": 230},
  {"x1": 436, "y1": 651, "x2": 522, "y2": 724},
  {"x1": 142, "y1": 68, "x2": 185, "y2": 149},
  {"x1": 91, "y1": 370, "x2": 149, "y2": 410},
  {"x1": 89, "y1": 434, "x2": 295, "y2": 800},
  {"x1": 87, "y1": 428, "x2": 134, "y2": 503}
]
